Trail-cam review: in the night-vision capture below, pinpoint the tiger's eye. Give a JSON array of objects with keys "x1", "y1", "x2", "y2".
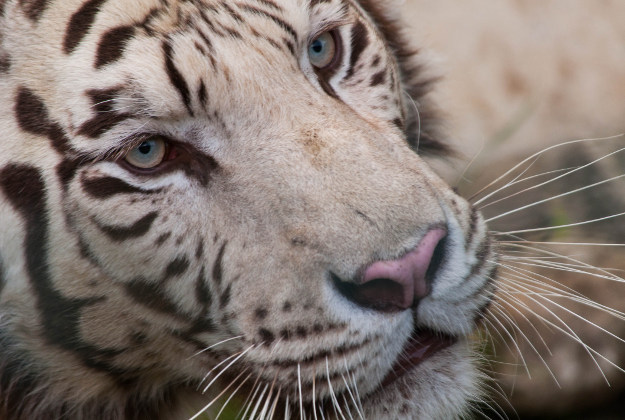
[
  {"x1": 124, "y1": 137, "x2": 167, "y2": 169},
  {"x1": 308, "y1": 31, "x2": 337, "y2": 69}
]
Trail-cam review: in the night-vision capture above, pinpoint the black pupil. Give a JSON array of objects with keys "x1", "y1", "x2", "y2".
[
  {"x1": 138, "y1": 141, "x2": 152, "y2": 155},
  {"x1": 312, "y1": 40, "x2": 323, "y2": 53}
]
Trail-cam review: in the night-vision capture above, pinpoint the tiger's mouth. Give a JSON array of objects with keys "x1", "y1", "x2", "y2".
[{"x1": 381, "y1": 327, "x2": 457, "y2": 388}]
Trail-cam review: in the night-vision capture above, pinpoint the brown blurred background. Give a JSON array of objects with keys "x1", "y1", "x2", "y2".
[{"x1": 400, "y1": 1, "x2": 625, "y2": 419}]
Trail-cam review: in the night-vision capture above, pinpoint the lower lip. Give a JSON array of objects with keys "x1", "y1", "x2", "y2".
[{"x1": 381, "y1": 329, "x2": 457, "y2": 387}]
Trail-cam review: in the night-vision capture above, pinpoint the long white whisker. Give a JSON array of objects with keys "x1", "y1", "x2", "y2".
[
  {"x1": 189, "y1": 335, "x2": 244, "y2": 359},
  {"x1": 202, "y1": 345, "x2": 255, "y2": 394},
  {"x1": 297, "y1": 364, "x2": 304, "y2": 420},
  {"x1": 479, "y1": 146, "x2": 625, "y2": 210},
  {"x1": 214, "y1": 371, "x2": 253, "y2": 420},
  {"x1": 470, "y1": 134, "x2": 624, "y2": 203},
  {"x1": 501, "y1": 240, "x2": 625, "y2": 247},
  {"x1": 248, "y1": 383, "x2": 270, "y2": 420},
  {"x1": 500, "y1": 242, "x2": 625, "y2": 282},
  {"x1": 326, "y1": 357, "x2": 347, "y2": 420},
  {"x1": 190, "y1": 369, "x2": 249, "y2": 420},
  {"x1": 500, "y1": 279, "x2": 625, "y2": 382},
  {"x1": 486, "y1": 173, "x2": 625, "y2": 223}
]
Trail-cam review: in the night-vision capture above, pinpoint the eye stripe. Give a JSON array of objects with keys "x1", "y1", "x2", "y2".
[
  {"x1": 345, "y1": 20, "x2": 368, "y2": 80},
  {"x1": 81, "y1": 176, "x2": 162, "y2": 199}
]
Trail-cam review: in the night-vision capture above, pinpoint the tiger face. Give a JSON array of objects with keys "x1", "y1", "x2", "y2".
[{"x1": 0, "y1": 0, "x2": 496, "y2": 418}]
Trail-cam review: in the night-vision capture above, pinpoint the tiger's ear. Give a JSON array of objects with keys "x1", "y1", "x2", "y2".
[{"x1": 356, "y1": 0, "x2": 451, "y2": 157}]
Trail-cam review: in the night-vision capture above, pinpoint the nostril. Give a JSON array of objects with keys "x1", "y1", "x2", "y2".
[
  {"x1": 332, "y1": 228, "x2": 447, "y2": 313},
  {"x1": 425, "y1": 233, "x2": 447, "y2": 283},
  {"x1": 332, "y1": 275, "x2": 408, "y2": 312}
]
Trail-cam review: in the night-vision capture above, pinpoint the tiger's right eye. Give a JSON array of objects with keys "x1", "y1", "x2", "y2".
[
  {"x1": 308, "y1": 31, "x2": 338, "y2": 69},
  {"x1": 124, "y1": 137, "x2": 167, "y2": 169}
]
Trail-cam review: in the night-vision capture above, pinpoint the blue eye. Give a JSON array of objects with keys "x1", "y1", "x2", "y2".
[
  {"x1": 308, "y1": 31, "x2": 337, "y2": 69},
  {"x1": 125, "y1": 137, "x2": 167, "y2": 169}
]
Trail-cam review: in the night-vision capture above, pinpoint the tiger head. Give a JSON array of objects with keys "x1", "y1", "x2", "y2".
[{"x1": 0, "y1": 0, "x2": 496, "y2": 418}]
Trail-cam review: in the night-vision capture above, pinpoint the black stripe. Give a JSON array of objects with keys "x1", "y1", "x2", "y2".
[
  {"x1": 465, "y1": 206, "x2": 479, "y2": 250},
  {"x1": 162, "y1": 39, "x2": 194, "y2": 115},
  {"x1": 240, "y1": 5, "x2": 298, "y2": 43},
  {"x1": 97, "y1": 211, "x2": 158, "y2": 241},
  {"x1": 64, "y1": 0, "x2": 108, "y2": 54},
  {"x1": 82, "y1": 175, "x2": 160, "y2": 199},
  {"x1": 18, "y1": 0, "x2": 49, "y2": 21},
  {"x1": 212, "y1": 242, "x2": 226, "y2": 285},
  {"x1": 345, "y1": 21, "x2": 368, "y2": 79},
  {"x1": 0, "y1": 53, "x2": 10, "y2": 73},
  {"x1": 164, "y1": 256, "x2": 190, "y2": 279},
  {"x1": 125, "y1": 278, "x2": 187, "y2": 318},
  {"x1": 219, "y1": 284, "x2": 231, "y2": 309},
  {"x1": 95, "y1": 25, "x2": 135, "y2": 68},
  {"x1": 254, "y1": 0, "x2": 282, "y2": 11},
  {"x1": 0, "y1": 164, "x2": 122, "y2": 371},
  {"x1": 77, "y1": 87, "x2": 131, "y2": 138},
  {"x1": 14, "y1": 87, "x2": 71, "y2": 153},
  {"x1": 195, "y1": 266, "x2": 212, "y2": 307}
]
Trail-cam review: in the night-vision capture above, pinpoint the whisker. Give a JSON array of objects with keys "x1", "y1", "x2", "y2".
[
  {"x1": 189, "y1": 369, "x2": 249, "y2": 420},
  {"x1": 502, "y1": 240, "x2": 625, "y2": 248},
  {"x1": 499, "y1": 279, "x2": 625, "y2": 383},
  {"x1": 189, "y1": 335, "x2": 244, "y2": 359},
  {"x1": 326, "y1": 357, "x2": 347, "y2": 420},
  {"x1": 486, "y1": 173, "x2": 625, "y2": 223},
  {"x1": 479, "y1": 146, "x2": 625, "y2": 210},
  {"x1": 499, "y1": 242, "x2": 625, "y2": 282},
  {"x1": 297, "y1": 364, "x2": 304, "y2": 420},
  {"x1": 469, "y1": 134, "x2": 624, "y2": 203},
  {"x1": 202, "y1": 345, "x2": 255, "y2": 394},
  {"x1": 213, "y1": 371, "x2": 253, "y2": 419}
]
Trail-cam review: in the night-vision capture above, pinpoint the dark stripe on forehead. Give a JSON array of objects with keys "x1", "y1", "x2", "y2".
[
  {"x1": 162, "y1": 39, "x2": 194, "y2": 116},
  {"x1": 77, "y1": 87, "x2": 131, "y2": 138},
  {"x1": 18, "y1": 0, "x2": 49, "y2": 21},
  {"x1": 255, "y1": 0, "x2": 282, "y2": 11},
  {"x1": 239, "y1": 5, "x2": 298, "y2": 43},
  {"x1": 309, "y1": 0, "x2": 332, "y2": 6},
  {"x1": 14, "y1": 87, "x2": 70, "y2": 153},
  {"x1": 81, "y1": 175, "x2": 162, "y2": 199},
  {"x1": 15, "y1": 87, "x2": 50, "y2": 136},
  {"x1": 97, "y1": 211, "x2": 158, "y2": 241},
  {"x1": 95, "y1": 25, "x2": 135, "y2": 68},
  {"x1": 64, "y1": 0, "x2": 108, "y2": 54},
  {"x1": 345, "y1": 20, "x2": 368, "y2": 79}
]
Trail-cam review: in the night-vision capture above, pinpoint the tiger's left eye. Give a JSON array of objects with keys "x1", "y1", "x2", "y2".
[
  {"x1": 308, "y1": 31, "x2": 338, "y2": 69},
  {"x1": 124, "y1": 137, "x2": 167, "y2": 169}
]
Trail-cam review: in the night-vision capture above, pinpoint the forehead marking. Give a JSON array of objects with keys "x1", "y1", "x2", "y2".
[
  {"x1": 19, "y1": 0, "x2": 49, "y2": 21},
  {"x1": 14, "y1": 86, "x2": 71, "y2": 153},
  {"x1": 77, "y1": 87, "x2": 131, "y2": 138},
  {"x1": 95, "y1": 25, "x2": 136, "y2": 69},
  {"x1": 64, "y1": 0, "x2": 108, "y2": 54},
  {"x1": 162, "y1": 38, "x2": 194, "y2": 116}
]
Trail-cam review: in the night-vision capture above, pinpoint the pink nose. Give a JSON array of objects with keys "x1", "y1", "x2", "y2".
[{"x1": 351, "y1": 228, "x2": 447, "y2": 311}]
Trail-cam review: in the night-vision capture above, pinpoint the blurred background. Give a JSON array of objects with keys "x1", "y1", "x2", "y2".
[{"x1": 399, "y1": 1, "x2": 625, "y2": 418}]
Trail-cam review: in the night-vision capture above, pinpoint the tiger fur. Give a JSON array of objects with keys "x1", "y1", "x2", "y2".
[{"x1": 0, "y1": 0, "x2": 497, "y2": 418}]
